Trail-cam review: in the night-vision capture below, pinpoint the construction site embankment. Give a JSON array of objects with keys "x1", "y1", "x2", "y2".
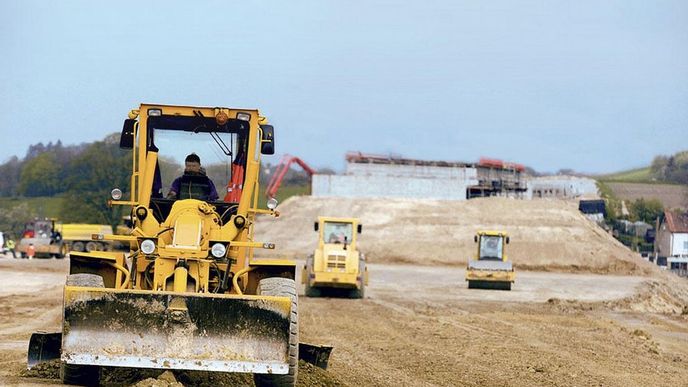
[{"x1": 256, "y1": 196, "x2": 653, "y2": 275}]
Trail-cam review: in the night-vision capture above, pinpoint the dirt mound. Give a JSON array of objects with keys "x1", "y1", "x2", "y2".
[
  {"x1": 546, "y1": 272, "x2": 688, "y2": 314},
  {"x1": 131, "y1": 371, "x2": 183, "y2": 387},
  {"x1": 605, "y1": 274, "x2": 688, "y2": 314},
  {"x1": 296, "y1": 361, "x2": 346, "y2": 387},
  {"x1": 20, "y1": 359, "x2": 60, "y2": 379},
  {"x1": 256, "y1": 196, "x2": 654, "y2": 275}
]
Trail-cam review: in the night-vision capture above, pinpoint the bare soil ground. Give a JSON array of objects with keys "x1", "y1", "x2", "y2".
[
  {"x1": 2, "y1": 196, "x2": 687, "y2": 386},
  {"x1": 255, "y1": 197, "x2": 653, "y2": 274},
  {"x1": 605, "y1": 182, "x2": 687, "y2": 209},
  {"x1": 1, "y1": 257, "x2": 687, "y2": 386}
]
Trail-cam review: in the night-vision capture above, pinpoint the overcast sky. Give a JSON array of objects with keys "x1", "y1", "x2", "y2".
[{"x1": 1, "y1": 0, "x2": 686, "y2": 173}]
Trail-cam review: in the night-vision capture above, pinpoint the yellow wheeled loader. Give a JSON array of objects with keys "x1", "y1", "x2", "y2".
[
  {"x1": 466, "y1": 231, "x2": 515, "y2": 291},
  {"x1": 303, "y1": 217, "x2": 368, "y2": 298},
  {"x1": 28, "y1": 104, "x2": 302, "y2": 386}
]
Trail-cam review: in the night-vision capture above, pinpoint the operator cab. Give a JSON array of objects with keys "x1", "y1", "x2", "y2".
[
  {"x1": 127, "y1": 113, "x2": 249, "y2": 223},
  {"x1": 314, "y1": 218, "x2": 363, "y2": 248},
  {"x1": 324, "y1": 221, "x2": 354, "y2": 244},
  {"x1": 22, "y1": 218, "x2": 61, "y2": 242},
  {"x1": 478, "y1": 234, "x2": 507, "y2": 261}
]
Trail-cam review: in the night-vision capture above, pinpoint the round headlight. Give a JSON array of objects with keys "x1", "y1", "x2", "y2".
[
  {"x1": 267, "y1": 197, "x2": 278, "y2": 210},
  {"x1": 211, "y1": 243, "x2": 227, "y2": 258},
  {"x1": 216, "y1": 111, "x2": 229, "y2": 125},
  {"x1": 111, "y1": 188, "x2": 123, "y2": 200},
  {"x1": 135, "y1": 206, "x2": 148, "y2": 220},
  {"x1": 233, "y1": 215, "x2": 246, "y2": 229},
  {"x1": 140, "y1": 239, "x2": 156, "y2": 255}
]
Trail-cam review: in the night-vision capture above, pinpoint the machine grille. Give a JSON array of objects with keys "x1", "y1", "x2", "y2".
[{"x1": 327, "y1": 255, "x2": 346, "y2": 269}]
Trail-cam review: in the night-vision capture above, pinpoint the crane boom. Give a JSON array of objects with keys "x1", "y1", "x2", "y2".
[{"x1": 265, "y1": 154, "x2": 315, "y2": 198}]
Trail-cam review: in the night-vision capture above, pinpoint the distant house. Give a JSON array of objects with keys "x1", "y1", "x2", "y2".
[{"x1": 656, "y1": 210, "x2": 688, "y2": 276}]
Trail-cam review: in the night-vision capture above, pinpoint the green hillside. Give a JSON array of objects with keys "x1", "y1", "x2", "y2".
[
  {"x1": 0, "y1": 196, "x2": 64, "y2": 218},
  {"x1": 257, "y1": 184, "x2": 310, "y2": 209},
  {"x1": 598, "y1": 167, "x2": 653, "y2": 183}
]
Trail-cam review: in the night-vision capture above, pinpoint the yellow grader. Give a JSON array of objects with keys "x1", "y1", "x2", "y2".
[
  {"x1": 28, "y1": 104, "x2": 302, "y2": 386},
  {"x1": 465, "y1": 230, "x2": 515, "y2": 291},
  {"x1": 303, "y1": 217, "x2": 368, "y2": 298}
]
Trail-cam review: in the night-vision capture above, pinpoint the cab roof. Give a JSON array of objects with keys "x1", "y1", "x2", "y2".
[
  {"x1": 477, "y1": 230, "x2": 508, "y2": 237},
  {"x1": 318, "y1": 216, "x2": 360, "y2": 224}
]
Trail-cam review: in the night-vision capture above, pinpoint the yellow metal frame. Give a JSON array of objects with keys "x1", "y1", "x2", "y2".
[
  {"x1": 465, "y1": 269, "x2": 515, "y2": 282},
  {"x1": 80, "y1": 103, "x2": 292, "y2": 295}
]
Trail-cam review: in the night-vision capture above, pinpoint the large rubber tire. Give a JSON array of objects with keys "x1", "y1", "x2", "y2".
[
  {"x1": 254, "y1": 277, "x2": 298, "y2": 387},
  {"x1": 303, "y1": 258, "x2": 321, "y2": 297},
  {"x1": 85, "y1": 241, "x2": 98, "y2": 252},
  {"x1": 60, "y1": 362, "x2": 100, "y2": 386},
  {"x1": 349, "y1": 260, "x2": 366, "y2": 299},
  {"x1": 72, "y1": 241, "x2": 85, "y2": 252},
  {"x1": 52, "y1": 243, "x2": 67, "y2": 259}
]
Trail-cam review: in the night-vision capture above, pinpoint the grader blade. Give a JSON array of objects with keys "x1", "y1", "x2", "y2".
[
  {"x1": 27, "y1": 332, "x2": 62, "y2": 369},
  {"x1": 298, "y1": 343, "x2": 333, "y2": 369},
  {"x1": 28, "y1": 333, "x2": 334, "y2": 370},
  {"x1": 61, "y1": 286, "x2": 293, "y2": 374}
]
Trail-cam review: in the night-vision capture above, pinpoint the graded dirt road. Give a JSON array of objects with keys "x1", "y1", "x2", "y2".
[
  {"x1": 0, "y1": 258, "x2": 65, "y2": 387},
  {"x1": 2, "y1": 256, "x2": 687, "y2": 386},
  {"x1": 301, "y1": 263, "x2": 688, "y2": 387}
]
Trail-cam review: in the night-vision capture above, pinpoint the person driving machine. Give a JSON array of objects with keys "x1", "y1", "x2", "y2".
[{"x1": 167, "y1": 153, "x2": 219, "y2": 201}]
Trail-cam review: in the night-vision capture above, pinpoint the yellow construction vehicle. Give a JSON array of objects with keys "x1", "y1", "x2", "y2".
[
  {"x1": 61, "y1": 224, "x2": 114, "y2": 252},
  {"x1": 17, "y1": 218, "x2": 67, "y2": 258},
  {"x1": 303, "y1": 217, "x2": 368, "y2": 298},
  {"x1": 466, "y1": 231, "x2": 515, "y2": 290},
  {"x1": 29, "y1": 104, "x2": 300, "y2": 386},
  {"x1": 18, "y1": 219, "x2": 114, "y2": 258}
]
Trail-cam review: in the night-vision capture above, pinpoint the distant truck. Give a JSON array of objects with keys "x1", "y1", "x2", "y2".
[
  {"x1": 61, "y1": 223, "x2": 114, "y2": 252},
  {"x1": 303, "y1": 217, "x2": 368, "y2": 298},
  {"x1": 17, "y1": 218, "x2": 113, "y2": 258}
]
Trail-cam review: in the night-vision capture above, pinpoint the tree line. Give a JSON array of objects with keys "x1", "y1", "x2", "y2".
[
  {"x1": 0, "y1": 134, "x2": 314, "y2": 236},
  {"x1": 650, "y1": 150, "x2": 688, "y2": 184},
  {"x1": 0, "y1": 134, "x2": 132, "y2": 232}
]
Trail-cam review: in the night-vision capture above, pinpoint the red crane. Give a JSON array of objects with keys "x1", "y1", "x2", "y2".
[{"x1": 265, "y1": 154, "x2": 316, "y2": 198}]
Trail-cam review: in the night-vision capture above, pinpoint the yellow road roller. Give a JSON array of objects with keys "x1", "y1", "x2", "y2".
[
  {"x1": 303, "y1": 217, "x2": 368, "y2": 298},
  {"x1": 466, "y1": 230, "x2": 515, "y2": 291}
]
